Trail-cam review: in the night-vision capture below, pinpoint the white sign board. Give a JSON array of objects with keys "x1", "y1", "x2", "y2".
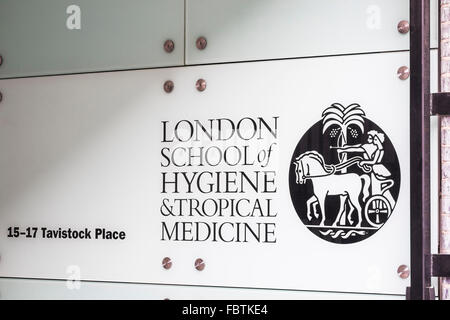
[{"x1": 0, "y1": 52, "x2": 413, "y2": 294}]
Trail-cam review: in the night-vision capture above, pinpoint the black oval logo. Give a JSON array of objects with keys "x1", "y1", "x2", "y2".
[{"x1": 289, "y1": 103, "x2": 400, "y2": 244}]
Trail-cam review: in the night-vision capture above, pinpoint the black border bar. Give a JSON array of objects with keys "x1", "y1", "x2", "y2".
[
  {"x1": 431, "y1": 92, "x2": 450, "y2": 115},
  {"x1": 408, "y1": 0, "x2": 433, "y2": 300}
]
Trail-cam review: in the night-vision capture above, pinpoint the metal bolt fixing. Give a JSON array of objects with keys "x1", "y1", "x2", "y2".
[
  {"x1": 196, "y1": 37, "x2": 207, "y2": 50},
  {"x1": 397, "y1": 66, "x2": 410, "y2": 80},
  {"x1": 0, "y1": 92, "x2": 2, "y2": 103},
  {"x1": 397, "y1": 264, "x2": 410, "y2": 279},
  {"x1": 397, "y1": 20, "x2": 410, "y2": 34},
  {"x1": 196, "y1": 79, "x2": 207, "y2": 92},
  {"x1": 163, "y1": 80, "x2": 174, "y2": 93},
  {"x1": 0, "y1": 55, "x2": 3, "y2": 66},
  {"x1": 164, "y1": 40, "x2": 175, "y2": 53},
  {"x1": 195, "y1": 258, "x2": 205, "y2": 271},
  {"x1": 162, "y1": 257, "x2": 172, "y2": 270}
]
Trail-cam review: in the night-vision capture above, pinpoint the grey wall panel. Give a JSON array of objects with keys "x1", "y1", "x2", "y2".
[
  {"x1": 0, "y1": 278, "x2": 404, "y2": 300},
  {"x1": 0, "y1": 0, "x2": 184, "y2": 79},
  {"x1": 186, "y1": 0, "x2": 438, "y2": 65}
]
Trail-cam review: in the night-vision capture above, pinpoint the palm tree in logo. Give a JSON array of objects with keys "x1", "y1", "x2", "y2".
[{"x1": 322, "y1": 103, "x2": 365, "y2": 173}]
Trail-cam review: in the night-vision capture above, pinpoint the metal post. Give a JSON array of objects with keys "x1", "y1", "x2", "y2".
[
  {"x1": 439, "y1": 0, "x2": 450, "y2": 300},
  {"x1": 408, "y1": 0, "x2": 433, "y2": 300}
]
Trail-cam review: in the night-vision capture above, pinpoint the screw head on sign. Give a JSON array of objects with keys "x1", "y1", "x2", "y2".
[
  {"x1": 397, "y1": 264, "x2": 410, "y2": 279},
  {"x1": 0, "y1": 55, "x2": 3, "y2": 66},
  {"x1": 163, "y1": 80, "x2": 174, "y2": 93},
  {"x1": 397, "y1": 66, "x2": 410, "y2": 80},
  {"x1": 164, "y1": 40, "x2": 175, "y2": 53},
  {"x1": 196, "y1": 79, "x2": 207, "y2": 92},
  {"x1": 0, "y1": 92, "x2": 2, "y2": 103},
  {"x1": 196, "y1": 36, "x2": 207, "y2": 50},
  {"x1": 397, "y1": 20, "x2": 410, "y2": 34},
  {"x1": 162, "y1": 257, "x2": 172, "y2": 270},
  {"x1": 195, "y1": 258, "x2": 205, "y2": 271}
]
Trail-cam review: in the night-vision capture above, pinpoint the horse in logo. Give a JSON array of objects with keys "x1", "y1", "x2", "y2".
[{"x1": 293, "y1": 151, "x2": 370, "y2": 227}]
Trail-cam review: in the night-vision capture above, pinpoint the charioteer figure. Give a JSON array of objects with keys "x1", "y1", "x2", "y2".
[
  {"x1": 336, "y1": 130, "x2": 396, "y2": 224},
  {"x1": 336, "y1": 130, "x2": 391, "y2": 178}
]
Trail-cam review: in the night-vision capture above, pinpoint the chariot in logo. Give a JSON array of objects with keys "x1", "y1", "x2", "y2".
[{"x1": 288, "y1": 103, "x2": 400, "y2": 244}]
